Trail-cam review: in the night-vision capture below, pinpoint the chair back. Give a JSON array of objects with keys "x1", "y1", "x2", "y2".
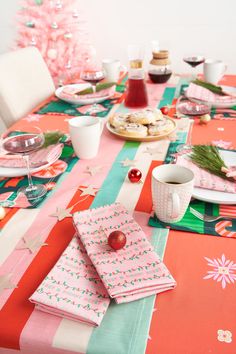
[{"x1": 0, "y1": 47, "x2": 55, "y2": 127}]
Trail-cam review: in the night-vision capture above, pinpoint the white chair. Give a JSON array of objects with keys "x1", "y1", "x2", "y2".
[{"x1": 0, "y1": 47, "x2": 55, "y2": 127}]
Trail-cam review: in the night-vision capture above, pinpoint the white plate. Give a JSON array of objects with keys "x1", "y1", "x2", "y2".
[
  {"x1": 55, "y1": 84, "x2": 112, "y2": 105},
  {"x1": 0, "y1": 146, "x2": 62, "y2": 178},
  {"x1": 106, "y1": 118, "x2": 176, "y2": 142},
  {"x1": 192, "y1": 150, "x2": 236, "y2": 204},
  {"x1": 186, "y1": 85, "x2": 236, "y2": 108}
]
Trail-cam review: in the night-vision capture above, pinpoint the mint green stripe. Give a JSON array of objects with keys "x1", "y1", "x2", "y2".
[
  {"x1": 91, "y1": 141, "x2": 139, "y2": 208},
  {"x1": 159, "y1": 87, "x2": 176, "y2": 108},
  {"x1": 87, "y1": 229, "x2": 169, "y2": 354}
]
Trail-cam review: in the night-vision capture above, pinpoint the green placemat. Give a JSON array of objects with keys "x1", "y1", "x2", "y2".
[
  {"x1": 35, "y1": 84, "x2": 126, "y2": 118},
  {"x1": 0, "y1": 135, "x2": 77, "y2": 209}
]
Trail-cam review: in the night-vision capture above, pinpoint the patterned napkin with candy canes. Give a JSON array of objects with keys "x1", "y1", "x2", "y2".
[
  {"x1": 73, "y1": 203, "x2": 176, "y2": 304},
  {"x1": 29, "y1": 236, "x2": 110, "y2": 326}
]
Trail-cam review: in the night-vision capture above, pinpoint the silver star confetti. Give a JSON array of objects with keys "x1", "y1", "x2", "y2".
[
  {"x1": 50, "y1": 206, "x2": 73, "y2": 221},
  {"x1": 17, "y1": 236, "x2": 48, "y2": 253},
  {"x1": 144, "y1": 146, "x2": 162, "y2": 155},
  {"x1": 120, "y1": 158, "x2": 137, "y2": 167},
  {"x1": 84, "y1": 165, "x2": 103, "y2": 176},
  {"x1": 79, "y1": 185, "x2": 98, "y2": 197},
  {"x1": 0, "y1": 273, "x2": 17, "y2": 295}
]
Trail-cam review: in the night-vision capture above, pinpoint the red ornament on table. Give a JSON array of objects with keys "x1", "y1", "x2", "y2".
[
  {"x1": 108, "y1": 231, "x2": 127, "y2": 250},
  {"x1": 160, "y1": 106, "x2": 169, "y2": 115},
  {"x1": 128, "y1": 168, "x2": 142, "y2": 183}
]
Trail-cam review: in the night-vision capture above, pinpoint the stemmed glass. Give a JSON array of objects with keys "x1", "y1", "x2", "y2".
[
  {"x1": 80, "y1": 69, "x2": 105, "y2": 114},
  {"x1": 183, "y1": 55, "x2": 205, "y2": 80},
  {"x1": 2, "y1": 126, "x2": 47, "y2": 200}
]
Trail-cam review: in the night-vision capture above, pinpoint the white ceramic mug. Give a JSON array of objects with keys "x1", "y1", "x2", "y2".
[
  {"x1": 68, "y1": 116, "x2": 103, "y2": 159},
  {"x1": 102, "y1": 59, "x2": 126, "y2": 83},
  {"x1": 151, "y1": 164, "x2": 194, "y2": 223},
  {"x1": 203, "y1": 59, "x2": 227, "y2": 85}
]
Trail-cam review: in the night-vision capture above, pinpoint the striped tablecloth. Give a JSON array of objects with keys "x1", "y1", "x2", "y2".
[{"x1": 0, "y1": 75, "x2": 236, "y2": 354}]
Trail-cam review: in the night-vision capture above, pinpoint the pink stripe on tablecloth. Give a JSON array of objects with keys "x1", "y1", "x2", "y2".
[
  {"x1": 19, "y1": 310, "x2": 81, "y2": 354},
  {"x1": 0, "y1": 128, "x2": 124, "y2": 309},
  {"x1": 146, "y1": 82, "x2": 173, "y2": 108}
]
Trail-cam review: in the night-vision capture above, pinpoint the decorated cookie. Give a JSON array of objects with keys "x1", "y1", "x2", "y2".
[
  {"x1": 129, "y1": 108, "x2": 163, "y2": 125},
  {"x1": 109, "y1": 113, "x2": 131, "y2": 128},
  {"x1": 148, "y1": 119, "x2": 174, "y2": 136},
  {"x1": 117, "y1": 123, "x2": 148, "y2": 138}
]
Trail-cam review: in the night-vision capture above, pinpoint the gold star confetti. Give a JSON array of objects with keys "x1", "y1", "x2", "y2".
[
  {"x1": 144, "y1": 146, "x2": 162, "y2": 155},
  {"x1": 84, "y1": 165, "x2": 103, "y2": 176},
  {"x1": 0, "y1": 273, "x2": 17, "y2": 295},
  {"x1": 120, "y1": 158, "x2": 137, "y2": 167},
  {"x1": 50, "y1": 206, "x2": 73, "y2": 221},
  {"x1": 17, "y1": 236, "x2": 48, "y2": 253},
  {"x1": 79, "y1": 185, "x2": 98, "y2": 197}
]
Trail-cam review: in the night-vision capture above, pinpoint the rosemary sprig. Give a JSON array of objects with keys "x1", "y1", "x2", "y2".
[
  {"x1": 193, "y1": 79, "x2": 225, "y2": 96},
  {"x1": 190, "y1": 145, "x2": 232, "y2": 180},
  {"x1": 76, "y1": 82, "x2": 116, "y2": 95}
]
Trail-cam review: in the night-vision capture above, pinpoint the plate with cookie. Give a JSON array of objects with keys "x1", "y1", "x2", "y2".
[{"x1": 106, "y1": 108, "x2": 176, "y2": 141}]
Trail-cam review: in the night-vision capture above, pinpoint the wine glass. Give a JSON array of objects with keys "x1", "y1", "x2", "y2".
[
  {"x1": 2, "y1": 126, "x2": 47, "y2": 200},
  {"x1": 80, "y1": 69, "x2": 105, "y2": 114},
  {"x1": 175, "y1": 118, "x2": 194, "y2": 153},
  {"x1": 183, "y1": 55, "x2": 205, "y2": 80}
]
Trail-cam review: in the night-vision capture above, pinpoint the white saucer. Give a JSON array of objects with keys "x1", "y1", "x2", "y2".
[{"x1": 192, "y1": 150, "x2": 236, "y2": 204}]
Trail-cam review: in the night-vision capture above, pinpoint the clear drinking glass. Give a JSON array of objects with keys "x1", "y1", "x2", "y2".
[
  {"x1": 183, "y1": 55, "x2": 205, "y2": 80},
  {"x1": 2, "y1": 126, "x2": 47, "y2": 200},
  {"x1": 80, "y1": 69, "x2": 105, "y2": 114}
]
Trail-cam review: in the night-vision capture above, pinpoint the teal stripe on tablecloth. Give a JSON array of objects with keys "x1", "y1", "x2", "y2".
[
  {"x1": 91, "y1": 141, "x2": 140, "y2": 208},
  {"x1": 159, "y1": 87, "x2": 176, "y2": 108},
  {"x1": 87, "y1": 228, "x2": 169, "y2": 354}
]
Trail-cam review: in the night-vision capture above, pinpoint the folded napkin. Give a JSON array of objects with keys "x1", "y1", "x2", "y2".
[
  {"x1": 187, "y1": 83, "x2": 236, "y2": 105},
  {"x1": 176, "y1": 155, "x2": 236, "y2": 193},
  {"x1": 29, "y1": 236, "x2": 110, "y2": 326},
  {"x1": 73, "y1": 203, "x2": 176, "y2": 304},
  {"x1": 61, "y1": 86, "x2": 115, "y2": 100},
  {"x1": 0, "y1": 144, "x2": 62, "y2": 168}
]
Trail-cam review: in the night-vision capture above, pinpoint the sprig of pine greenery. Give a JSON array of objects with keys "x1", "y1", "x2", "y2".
[
  {"x1": 42, "y1": 131, "x2": 64, "y2": 148},
  {"x1": 193, "y1": 79, "x2": 225, "y2": 96},
  {"x1": 190, "y1": 145, "x2": 232, "y2": 180}
]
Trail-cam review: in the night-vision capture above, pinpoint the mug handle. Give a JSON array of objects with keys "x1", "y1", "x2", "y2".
[
  {"x1": 99, "y1": 119, "x2": 104, "y2": 135},
  {"x1": 169, "y1": 192, "x2": 180, "y2": 219},
  {"x1": 222, "y1": 63, "x2": 227, "y2": 75}
]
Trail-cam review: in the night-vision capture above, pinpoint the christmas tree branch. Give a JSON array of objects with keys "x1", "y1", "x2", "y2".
[{"x1": 190, "y1": 145, "x2": 233, "y2": 180}]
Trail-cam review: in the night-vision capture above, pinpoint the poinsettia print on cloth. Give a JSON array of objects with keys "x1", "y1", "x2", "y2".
[
  {"x1": 217, "y1": 329, "x2": 232, "y2": 343},
  {"x1": 203, "y1": 254, "x2": 236, "y2": 289}
]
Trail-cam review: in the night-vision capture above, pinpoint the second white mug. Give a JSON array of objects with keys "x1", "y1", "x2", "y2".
[
  {"x1": 102, "y1": 59, "x2": 125, "y2": 83},
  {"x1": 203, "y1": 59, "x2": 227, "y2": 85},
  {"x1": 68, "y1": 116, "x2": 103, "y2": 159}
]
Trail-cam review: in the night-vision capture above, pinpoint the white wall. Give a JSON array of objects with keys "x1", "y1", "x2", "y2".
[{"x1": 0, "y1": 0, "x2": 236, "y2": 74}]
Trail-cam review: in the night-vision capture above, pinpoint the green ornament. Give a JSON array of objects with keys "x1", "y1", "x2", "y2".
[{"x1": 34, "y1": 0, "x2": 43, "y2": 5}]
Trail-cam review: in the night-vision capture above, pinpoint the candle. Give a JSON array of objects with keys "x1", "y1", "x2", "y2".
[{"x1": 0, "y1": 206, "x2": 6, "y2": 220}]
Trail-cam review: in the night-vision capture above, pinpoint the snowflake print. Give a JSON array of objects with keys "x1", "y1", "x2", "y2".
[
  {"x1": 217, "y1": 329, "x2": 232, "y2": 343},
  {"x1": 203, "y1": 254, "x2": 236, "y2": 289},
  {"x1": 23, "y1": 114, "x2": 41, "y2": 122}
]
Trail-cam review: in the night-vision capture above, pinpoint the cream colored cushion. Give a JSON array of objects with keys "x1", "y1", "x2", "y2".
[{"x1": 0, "y1": 47, "x2": 55, "y2": 127}]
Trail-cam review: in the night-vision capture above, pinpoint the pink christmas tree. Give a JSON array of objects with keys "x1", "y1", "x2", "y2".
[{"x1": 15, "y1": 0, "x2": 94, "y2": 85}]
